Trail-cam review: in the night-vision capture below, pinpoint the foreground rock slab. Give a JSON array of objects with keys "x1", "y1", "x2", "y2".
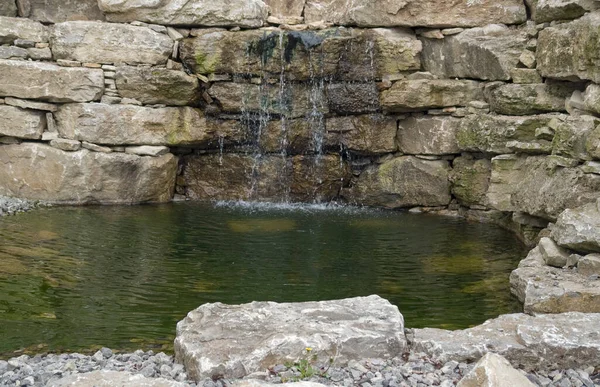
[
  {"x1": 48, "y1": 370, "x2": 186, "y2": 387},
  {"x1": 0, "y1": 143, "x2": 176, "y2": 204},
  {"x1": 410, "y1": 312, "x2": 600, "y2": 371},
  {"x1": 174, "y1": 295, "x2": 406, "y2": 381},
  {"x1": 456, "y1": 353, "x2": 535, "y2": 387}
]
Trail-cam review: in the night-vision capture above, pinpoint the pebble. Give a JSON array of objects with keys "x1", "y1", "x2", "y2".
[{"x1": 0, "y1": 196, "x2": 38, "y2": 216}]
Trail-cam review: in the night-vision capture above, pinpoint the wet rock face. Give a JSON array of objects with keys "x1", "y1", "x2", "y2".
[{"x1": 174, "y1": 295, "x2": 406, "y2": 381}]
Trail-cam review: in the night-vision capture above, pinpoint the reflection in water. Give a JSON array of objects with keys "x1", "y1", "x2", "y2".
[{"x1": 0, "y1": 202, "x2": 527, "y2": 356}]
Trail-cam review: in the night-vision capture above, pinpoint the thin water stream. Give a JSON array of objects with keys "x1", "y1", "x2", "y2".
[{"x1": 0, "y1": 202, "x2": 526, "y2": 357}]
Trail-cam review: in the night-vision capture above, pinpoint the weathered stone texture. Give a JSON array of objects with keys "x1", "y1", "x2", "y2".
[
  {"x1": 47, "y1": 370, "x2": 186, "y2": 387},
  {"x1": 0, "y1": 143, "x2": 176, "y2": 204},
  {"x1": 552, "y1": 115, "x2": 600, "y2": 161},
  {"x1": 0, "y1": 105, "x2": 45, "y2": 139},
  {"x1": 346, "y1": 156, "x2": 451, "y2": 208},
  {"x1": 552, "y1": 200, "x2": 600, "y2": 253},
  {"x1": 398, "y1": 116, "x2": 460, "y2": 155},
  {"x1": 99, "y1": 0, "x2": 269, "y2": 27},
  {"x1": 456, "y1": 353, "x2": 536, "y2": 387},
  {"x1": 537, "y1": 12, "x2": 600, "y2": 83},
  {"x1": 27, "y1": 0, "x2": 106, "y2": 23},
  {"x1": 0, "y1": 1, "x2": 17, "y2": 17},
  {"x1": 303, "y1": 0, "x2": 526, "y2": 28},
  {"x1": 180, "y1": 28, "x2": 421, "y2": 80},
  {"x1": 0, "y1": 60, "x2": 104, "y2": 103},
  {"x1": 55, "y1": 103, "x2": 242, "y2": 147},
  {"x1": 487, "y1": 155, "x2": 600, "y2": 219},
  {"x1": 326, "y1": 83, "x2": 379, "y2": 114},
  {"x1": 422, "y1": 25, "x2": 528, "y2": 81},
  {"x1": 534, "y1": 0, "x2": 600, "y2": 23},
  {"x1": 115, "y1": 66, "x2": 200, "y2": 106},
  {"x1": 51, "y1": 21, "x2": 173, "y2": 65},
  {"x1": 381, "y1": 80, "x2": 483, "y2": 112},
  {"x1": 450, "y1": 156, "x2": 491, "y2": 208},
  {"x1": 326, "y1": 114, "x2": 397, "y2": 155},
  {"x1": 264, "y1": 0, "x2": 304, "y2": 20},
  {"x1": 485, "y1": 82, "x2": 578, "y2": 115},
  {"x1": 174, "y1": 295, "x2": 405, "y2": 381},
  {"x1": 0, "y1": 16, "x2": 48, "y2": 44}
]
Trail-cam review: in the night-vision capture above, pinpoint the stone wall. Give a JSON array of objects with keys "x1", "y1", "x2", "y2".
[{"x1": 0, "y1": 0, "x2": 598, "y2": 221}]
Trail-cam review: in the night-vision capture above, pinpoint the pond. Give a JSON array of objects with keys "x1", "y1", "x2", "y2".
[{"x1": 0, "y1": 202, "x2": 527, "y2": 357}]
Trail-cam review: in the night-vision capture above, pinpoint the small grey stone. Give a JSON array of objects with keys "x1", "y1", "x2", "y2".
[{"x1": 100, "y1": 347, "x2": 113, "y2": 359}]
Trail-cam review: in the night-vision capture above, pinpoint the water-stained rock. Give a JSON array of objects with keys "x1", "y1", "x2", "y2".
[
  {"x1": 537, "y1": 12, "x2": 600, "y2": 83},
  {"x1": 115, "y1": 66, "x2": 200, "y2": 106},
  {"x1": 381, "y1": 80, "x2": 483, "y2": 112},
  {"x1": 174, "y1": 295, "x2": 406, "y2": 381},
  {"x1": 303, "y1": 0, "x2": 526, "y2": 28},
  {"x1": 422, "y1": 25, "x2": 528, "y2": 81},
  {"x1": 450, "y1": 156, "x2": 491, "y2": 208},
  {"x1": 26, "y1": 0, "x2": 106, "y2": 23},
  {"x1": 0, "y1": 143, "x2": 176, "y2": 204},
  {"x1": 55, "y1": 103, "x2": 242, "y2": 147},
  {"x1": 397, "y1": 116, "x2": 461, "y2": 155},
  {"x1": 346, "y1": 156, "x2": 451, "y2": 208},
  {"x1": 0, "y1": 60, "x2": 104, "y2": 103},
  {"x1": 51, "y1": 21, "x2": 173, "y2": 65},
  {"x1": 0, "y1": 106, "x2": 45, "y2": 139},
  {"x1": 99, "y1": 0, "x2": 269, "y2": 28}
]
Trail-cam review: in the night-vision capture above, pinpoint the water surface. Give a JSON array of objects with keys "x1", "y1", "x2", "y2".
[{"x1": 0, "y1": 202, "x2": 527, "y2": 357}]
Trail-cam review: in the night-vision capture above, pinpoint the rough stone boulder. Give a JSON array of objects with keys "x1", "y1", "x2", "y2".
[
  {"x1": 457, "y1": 113, "x2": 557, "y2": 154},
  {"x1": 174, "y1": 295, "x2": 405, "y2": 381},
  {"x1": 48, "y1": 370, "x2": 186, "y2": 387},
  {"x1": 397, "y1": 116, "x2": 461, "y2": 155},
  {"x1": 484, "y1": 82, "x2": 578, "y2": 115},
  {"x1": 55, "y1": 103, "x2": 242, "y2": 147},
  {"x1": 510, "y1": 246, "x2": 600, "y2": 313},
  {"x1": 456, "y1": 353, "x2": 536, "y2": 387},
  {"x1": 552, "y1": 115, "x2": 600, "y2": 161},
  {"x1": 182, "y1": 154, "x2": 350, "y2": 202},
  {"x1": 25, "y1": 0, "x2": 106, "y2": 23},
  {"x1": 537, "y1": 12, "x2": 600, "y2": 83},
  {"x1": 410, "y1": 312, "x2": 600, "y2": 370},
  {"x1": 180, "y1": 28, "x2": 421, "y2": 80},
  {"x1": 380, "y1": 80, "x2": 483, "y2": 112},
  {"x1": 533, "y1": 0, "x2": 600, "y2": 23},
  {"x1": 264, "y1": 0, "x2": 305, "y2": 21},
  {"x1": 421, "y1": 25, "x2": 528, "y2": 81},
  {"x1": 345, "y1": 156, "x2": 451, "y2": 208},
  {"x1": 0, "y1": 60, "x2": 104, "y2": 103},
  {"x1": 486, "y1": 155, "x2": 600, "y2": 219},
  {"x1": 0, "y1": 16, "x2": 48, "y2": 44},
  {"x1": 552, "y1": 200, "x2": 600, "y2": 253},
  {"x1": 0, "y1": 143, "x2": 176, "y2": 204},
  {"x1": 99, "y1": 0, "x2": 269, "y2": 28},
  {"x1": 51, "y1": 21, "x2": 173, "y2": 65},
  {"x1": 0, "y1": 1, "x2": 17, "y2": 17},
  {"x1": 326, "y1": 83, "x2": 379, "y2": 115},
  {"x1": 115, "y1": 66, "x2": 200, "y2": 106},
  {"x1": 0, "y1": 106, "x2": 45, "y2": 139},
  {"x1": 450, "y1": 156, "x2": 492, "y2": 208},
  {"x1": 303, "y1": 0, "x2": 526, "y2": 28}
]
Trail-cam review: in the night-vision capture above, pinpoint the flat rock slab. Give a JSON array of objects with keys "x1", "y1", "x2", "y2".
[
  {"x1": 48, "y1": 370, "x2": 186, "y2": 386},
  {"x1": 174, "y1": 295, "x2": 406, "y2": 381},
  {"x1": 410, "y1": 312, "x2": 600, "y2": 371}
]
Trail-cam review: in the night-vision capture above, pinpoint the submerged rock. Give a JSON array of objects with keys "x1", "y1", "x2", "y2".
[{"x1": 174, "y1": 295, "x2": 406, "y2": 381}]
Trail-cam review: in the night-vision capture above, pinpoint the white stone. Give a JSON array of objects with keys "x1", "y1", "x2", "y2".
[
  {"x1": 456, "y1": 353, "x2": 535, "y2": 387},
  {"x1": 125, "y1": 145, "x2": 170, "y2": 157}
]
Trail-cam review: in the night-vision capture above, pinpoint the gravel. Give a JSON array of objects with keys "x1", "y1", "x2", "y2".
[
  {"x1": 1, "y1": 349, "x2": 598, "y2": 387},
  {"x1": 0, "y1": 196, "x2": 38, "y2": 216}
]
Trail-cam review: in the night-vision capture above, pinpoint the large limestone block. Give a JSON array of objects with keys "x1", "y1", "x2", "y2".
[
  {"x1": 27, "y1": 0, "x2": 106, "y2": 23},
  {"x1": 582, "y1": 83, "x2": 600, "y2": 114},
  {"x1": 380, "y1": 80, "x2": 483, "y2": 113},
  {"x1": 487, "y1": 155, "x2": 600, "y2": 219},
  {"x1": 303, "y1": 0, "x2": 526, "y2": 28},
  {"x1": 0, "y1": 60, "x2": 104, "y2": 103},
  {"x1": 99, "y1": 0, "x2": 268, "y2": 28},
  {"x1": 552, "y1": 115, "x2": 600, "y2": 161},
  {"x1": 115, "y1": 66, "x2": 200, "y2": 106},
  {"x1": 264, "y1": 0, "x2": 304, "y2": 20},
  {"x1": 182, "y1": 153, "x2": 349, "y2": 202},
  {"x1": 411, "y1": 312, "x2": 600, "y2": 370},
  {"x1": 552, "y1": 201, "x2": 600, "y2": 253},
  {"x1": 537, "y1": 12, "x2": 600, "y2": 83},
  {"x1": 397, "y1": 116, "x2": 460, "y2": 155},
  {"x1": 534, "y1": 0, "x2": 600, "y2": 23},
  {"x1": 180, "y1": 28, "x2": 420, "y2": 80},
  {"x1": 346, "y1": 156, "x2": 451, "y2": 208},
  {"x1": 0, "y1": 106, "x2": 45, "y2": 139},
  {"x1": 51, "y1": 21, "x2": 173, "y2": 65},
  {"x1": 0, "y1": 1, "x2": 17, "y2": 17},
  {"x1": 174, "y1": 295, "x2": 406, "y2": 381},
  {"x1": 456, "y1": 353, "x2": 536, "y2": 387},
  {"x1": 485, "y1": 82, "x2": 577, "y2": 115},
  {"x1": 450, "y1": 156, "x2": 491, "y2": 208},
  {"x1": 422, "y1": 25, "x2": 528, "y2": 81},
  {"x1": 47, "y1": 370, "x2": 186, "y2": 387},
  {"x1": 0, "y1": 143, "x2": 176, "y2": 204},
  {"x1": 0, "y1": 16, "x2": 48, "y2": 44},
  {"x1": 457, "y1": 114, "x2": 557, "y2": 154},
  {"x1": 55, "y1": 103, "x2": 242, "y2": 147}
]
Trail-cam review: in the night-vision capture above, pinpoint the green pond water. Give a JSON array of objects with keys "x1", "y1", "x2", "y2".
[{"x1": 0, "y1": 202, "x2": 527, "y2": 357}]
